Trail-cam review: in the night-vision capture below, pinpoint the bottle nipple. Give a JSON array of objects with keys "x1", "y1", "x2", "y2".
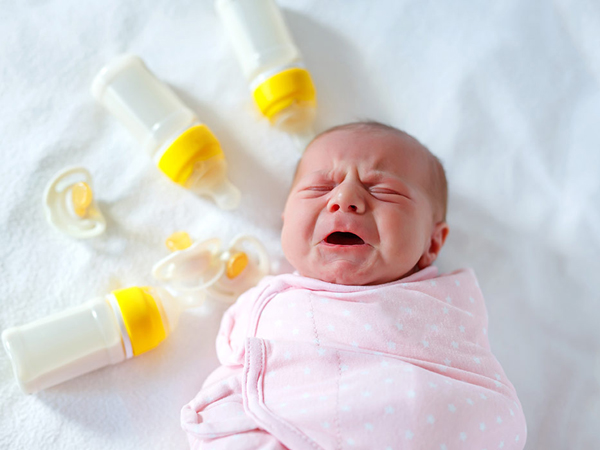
[
  {"x1": 209, "y1": 177, "x2": 241, "y2": 211},
  {"x1": 166, "y1": 231, "x2": 193, "y2": 252}
]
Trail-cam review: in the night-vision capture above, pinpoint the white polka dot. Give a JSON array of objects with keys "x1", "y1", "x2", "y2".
[
  {"x1": 346, "y1": 438, "x2": 355, "y2": 445},
  {"x1": 387, "y1": 341, "x2": 397, "y2": 350},
  {"x1": 380, "y1": 360, "x2": 389, "y2": 368},
  {"x1": 351, "y1": 341, "x2": 359, "y2": 347},
  {"x1": 473, "y1": 357, "x2": 481, "y2": 364},
  {"x1": 340, "y1": 383, "x2": 349, "y2": 390},
  {"x1": 275, "y1": 319, "x2": 283, "y2": 327},
  {"x1": 494, "y1": 380, "x2": 502, "y2": 387},
  {"x1": 444, "y1": 358, "x2": 452, "y2": 366},
  {"x1": 495, "y1": 373, "x2": 501, "y2": 380},
  {"x1": 509, "y1": 408, "x2": 514, "y2": 416},
  {"x1": 362, "y1": 391, "x2": 372, "y2": 397},
  {"x1": 292, "y1": 328, "x2": 299, "y2": 335},
  {"x1": 342, "y1": 310, "x2": 350, "y2": 316},
  {"x1": 466, "y1": 398, "x2": 474, "y2": 405},
  {"x1": 317, "y1": 348, "x2": 326, "y2": 356},
  {"x1": 429, "y1": 324, "x2": 439, "y2": 332},
  {"x1": 469, "y1": 296, "x2": 474, "y2": 303},
  {"x1": 459, "y1": 325, "x2": 466, "y2": 333},
  {"x1": 480, "y1": 423, "x2": 486, "y2": 431},
  {"x1": 443, "y1": 307, "x2": 449, "y2": 314},
  {"x1": 451, "y1": 341, "x2": 459, "y2": 349},
  {"x1": 427, "y1": 415, "x2": 435, "y2": 424},
  {"x1": 459, "y1": 432, "x2": 467, "y2": 441},
  {"x1": 404, "y1": 307, "x2": 412, "y2": 313},
  {"x1": 395, "y1": 323, "x2": 403, "y2": 330},
  {"x1": 284, "y1": 351, "x2": 291, "y2": 360},
  {"x1": 515, "y1": 435, "x2": 520, "y2": 442},
  {"x1": 322, "y1": 422, "x2": 330, "y2": 429},
  {"x1": 428, "y1": 382, "x2": 438, "y2": 388},
  {"x1": 455, "y1": 280, "x2": 460, "y2": 286},
  {"x1": 422, "y1": 340, "x2": 430, "y2": 348},
  {"x1": 440, "y1": 444, "x2": 447, "y2": 450},
  {"x1": 385, "y1": 406, "x2": 395, "y2": 414},
  {"x1": 320, "y1": 297, "x2": 329, "y2": 304},
  {"x1": 302, "y1": 392, "x2": 310, "y2": 399},
  {"x1": 327, "y1": 324, "x2": 335, "y2": 331},
  {"x1": 385, "y1": 378, "x2": 393, "y2": 384},
  {"x1": 480, "y1": 393, "x2": 488, "y2": 400},
  {"x1": 364, "y1": 323, "x2": 372, "y2": 331},
  {"x1": 303, "y1": 367, "x2": 311, "y2": 375},
  {"x1": 446, "y1": 296, "x2": 452, "y2": 303},
  {"x1": 341, "y1": 364, "x2": 349, "y2": 372},
  {"x1": 466, "y1": 311, "x2": 474, "y2": 317},
  {"x1": 403, "y1": 365, "x2": 414, "y2": 372},
  {"x1": 305, "y1": 312, "x2": 313, "y2": 318},
  {"x1": 483, "y1": 328, "x2": 487, "y2": 335},
  {"x1": 319, "y1": 395, "x2": 328, "y2": 401},
  {"x1": 431, "y1": 280, "x2": 437, "y2": 286},
  {"x1": 268, "y1": 371, "x2": 276, "y2": 378},
  {"x1": 341, "y1": 405, "x2": 351, "y2": 412},
  {"x1": 299, "y1": 409, "x2": 307, "y2": 414},
  {"x1": 499, "y1": 442, "x2": 504, "y2": 448},
  {"x1": 448, "y1": 404, "x2": 457, "y2": 413},
  {"x1": 364, "y1": 423, "x2": 373, "y2": 431},
  {"x1": 405, "y1": 430, "x2": 414, "y2": 440},
  {"x1": 407, "y1": 390, "x2": 416, "y2": 398},
  {"x1": 497, "y1": 416, "x2": 503, "y2": 424}
]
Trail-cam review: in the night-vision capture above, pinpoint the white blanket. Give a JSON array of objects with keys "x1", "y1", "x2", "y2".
[{"x1": 1, "y1": 1, "x2": 598, "y2": 449}]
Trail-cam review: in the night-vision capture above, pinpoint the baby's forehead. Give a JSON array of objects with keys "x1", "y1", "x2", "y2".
[{"x1": 297, "y1": 128, "x2": 429, "y2": 178}]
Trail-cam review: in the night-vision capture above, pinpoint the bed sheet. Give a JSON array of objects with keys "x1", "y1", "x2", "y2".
[{"x1": 1, "y1": 0, "x2": 599, "y2": 449}]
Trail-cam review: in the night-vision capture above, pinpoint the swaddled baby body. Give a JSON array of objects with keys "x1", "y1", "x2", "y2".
[{"x1": 181, "y1": 122, "x2": 527, "y2": 449}]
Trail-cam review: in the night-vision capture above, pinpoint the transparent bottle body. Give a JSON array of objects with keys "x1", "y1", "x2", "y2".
[
  {"x1": 92, "y1": 55, "x2": 197, "y2": 159},
  {"x1": 216, "y1": 0, "x2": 301, "y2": 83},
  {"x1": 2, "y1": 297, "x2": 126, "y2": 394}
]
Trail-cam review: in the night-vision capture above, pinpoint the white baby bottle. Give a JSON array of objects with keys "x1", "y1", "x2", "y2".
[
  {"x1": 91, "y1": 55, "x2": 240, "y2": 210},
  {"x1": 43, "y1": 166, "x2": 106, "y2": 239},
  {"x1": 152, "y1": 232, "x2": 270, "y2": 304},
  {"x1": 215, "y1": 0, "x2": 317, "y2": 141},
  {"x1": 2, "y1": 286, "x2": 192, "y2": 394}
]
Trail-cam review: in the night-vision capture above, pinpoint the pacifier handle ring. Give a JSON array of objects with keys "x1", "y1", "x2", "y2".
[{"x1": 228, "y1": 234, "x2": 270, "y2": 274}]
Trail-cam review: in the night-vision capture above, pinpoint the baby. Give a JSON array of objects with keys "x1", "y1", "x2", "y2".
[{"x1": 181, "y1": 122, "x2": 527, "y2": 449}]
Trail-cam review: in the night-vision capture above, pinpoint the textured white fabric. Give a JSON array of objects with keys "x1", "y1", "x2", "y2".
[{"x1": 0, "y1": 0, "x2": 598, "y2": 449}]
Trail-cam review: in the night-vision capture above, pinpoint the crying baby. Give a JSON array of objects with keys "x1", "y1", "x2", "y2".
[{"x1": 181, "y1": 122, "x2": 527, "y2": 449}]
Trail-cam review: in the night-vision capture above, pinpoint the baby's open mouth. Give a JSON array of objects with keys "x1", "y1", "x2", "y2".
[{"x1": 325, "y1": 232, "x2": 365, "y2": 245}]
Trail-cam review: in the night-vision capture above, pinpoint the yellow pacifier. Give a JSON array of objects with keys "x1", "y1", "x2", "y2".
[
  {"x1": 43, "y1": 167, "x2": 106, "y2": 238},
  {"x1": 152, "y1": 232, "x2": 270, "y2": 303}
]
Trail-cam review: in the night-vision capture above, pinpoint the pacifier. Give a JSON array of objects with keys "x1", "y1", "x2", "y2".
[
  {"x1": 43, "y1": 167, "x2": 106, "y2": 239},
  {"x1": 151, "y1": 232, "x2": 270, "y2": 304}
]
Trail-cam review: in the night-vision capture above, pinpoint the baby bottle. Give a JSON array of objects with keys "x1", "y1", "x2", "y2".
[
  {"x1": 91, "y1": 55, "x2": 240, "y2": 210},
  {"x1": 2, "y1": 286, "x2": 193, "y2": 394},
  {"x1": 215, "y1": 0, "x2": 317, "y2": 139}
]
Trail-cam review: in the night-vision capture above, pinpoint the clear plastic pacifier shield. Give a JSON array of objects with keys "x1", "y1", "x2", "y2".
[
  {"x1": 151, "y1": 234, "x2": 270, "y2": 304},
  {"x1": 43, "y1": 167, "x2": 106, "y2": 239}
]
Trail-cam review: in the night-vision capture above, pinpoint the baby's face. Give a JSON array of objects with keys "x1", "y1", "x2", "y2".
[{"x1": 281, "y1": 128, "x2": 448, "y2": 285}]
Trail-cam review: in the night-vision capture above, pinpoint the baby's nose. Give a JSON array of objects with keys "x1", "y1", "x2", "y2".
[{"x1": 327, "y1": 184, "x2": 366, "y2": 214}]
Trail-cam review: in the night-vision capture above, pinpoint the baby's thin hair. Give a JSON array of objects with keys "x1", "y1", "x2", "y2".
[{"x1": 307, "y1": 121, "x2": 448, "y2": 222}]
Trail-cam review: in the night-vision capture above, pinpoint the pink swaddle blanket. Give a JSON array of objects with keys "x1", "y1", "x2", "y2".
[{"x1": 181, "y1": 267, "x2": 527, "y2": 449}]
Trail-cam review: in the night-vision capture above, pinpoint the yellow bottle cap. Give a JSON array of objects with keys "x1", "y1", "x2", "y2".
[
  {"x1": 252, "y1": 68, "x2": 317, "y2": 122},
  {"x1": 112, "y1": 287, "x2": 167, "y2": 356},
  {"x1": 158, "y1": 124, "x2": 224, "y2": 186},
  {"x1": 166, "y1": 231, "x2": 193, "y2": 252},
  {"x1": 71, "y1": 182, "x2": 93, "y2": 217},
  {"x1": 226, "y1": 251, "x2": 249, "y2": 279}
]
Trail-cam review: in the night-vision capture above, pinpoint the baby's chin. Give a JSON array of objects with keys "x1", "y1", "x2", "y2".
[{"x1": 296, "y1": 263, "x2": 405, "y2": 286}]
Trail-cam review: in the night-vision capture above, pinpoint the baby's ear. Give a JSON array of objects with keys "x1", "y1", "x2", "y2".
[{"x1": 417, "y1": 221, "x2": 449, "y2": 269}]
